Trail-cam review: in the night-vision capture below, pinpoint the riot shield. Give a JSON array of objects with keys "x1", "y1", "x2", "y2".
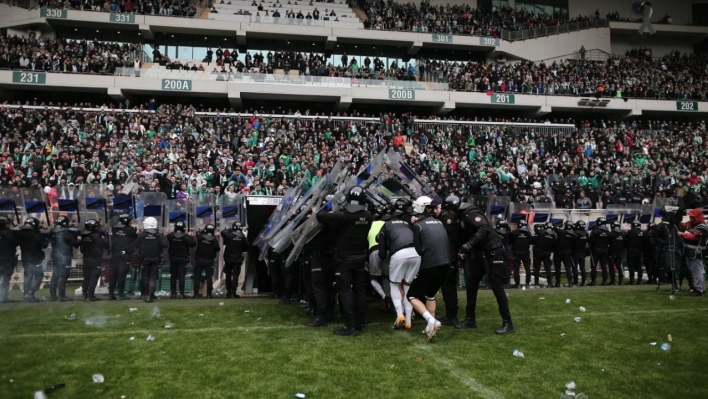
[
  {"x1": 638, "y1": 203, "x2": 654, "y2": 224},
  {"x1": 384, "y1": 148, "x2": 437, "y2": 199},
  {"x1": 0, "y1": 186, "x2": 23, "y2": 226},
  {"x1": 82, "y1": 184, "x2": 111, "y2": 226},
  {"x1": 652, "y1": 198, "x2": 674, "y2": 224},
  {"x1": 254, "y1": 185, "x2": 300, "y2": 253},
  {"x1": 48, "y1": 183, "x2": 85, "y2": 228},
  {"x1": 622, "y1": 204, "x2": 642, "y2": 225},
  {"x1": 530, "y1": 202, "x2": 552, "y2": 226},
  {"x1": 193, "y1": 193, "x2": 218, "y2": 232},
  {"x1": 487, "y1": 196, "x2": 510, "y2": 220},
  {"x1": 605, "y1": 205, "x2": 624, "y2": 224},
  {"x1": 167, "y1": 198, "x2": 192, "y2": 233},
  {"x1": 509, "y1": 203, "x2": 533, "y2": 226},
  {"x1": 219, "y1": 193, "x2": 247, "y2": 230},
  {"x1": 135, "y1": 192, "x2": 169, "y2": 230},
  {"x1": 19, "y1": 186, "x2": 50, "y2": 228}
]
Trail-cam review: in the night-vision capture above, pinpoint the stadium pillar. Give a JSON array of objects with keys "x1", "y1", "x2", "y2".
[
  {"x1": 325, "y1": 36, "x2": 337, "y2": 50},
  {"x1": 337, "y1": 95, "x2": 352, "y2": 112},
  {"x1": 237, "y1": 30, "x2": 247, "y2": 45},
  {"x1": 139, "y1": 25, "x2": 154, "y2": 40},
  {"x1": 408, "y1": 41, "x2": 422, "y2": 55},
  {"x1": 435, "y1": 101, "x2": 455, "y2": 115},
  {"x1": 107, "y1": 87, "x2": 125, "y2": 103},
  {"x1": 228, "y1": 91, "x2": 242, "y2": 109},
  {"x1": 628, "y1": 108, "x2": 642, "y2": 117},
  {"x1": 533, "y1": 105, "x2": 551, "y2": 117}
]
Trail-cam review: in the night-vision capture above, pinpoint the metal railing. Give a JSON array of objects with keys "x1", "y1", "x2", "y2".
[
  {"x1": 412, "y1": 120, "x2": 576, "y2": 138},
  {"x1": 501, "y1": 19, "x2": 609, "y2": 42}
]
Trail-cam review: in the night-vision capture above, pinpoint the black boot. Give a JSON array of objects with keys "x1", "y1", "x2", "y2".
[
  {"x1": 439, "y1": 316, "x2": 459, "y2": 326},
  {"x1": 170, "y1": 293, "x2": 177, "y2": 299},
  {"x1": 117, "y1": 294, "x2": 129, "y2": 300},
  {"x1": 333, "y1": 326, "x2": 358, "y2": 336},
  {"x1": 588, "y1": 280, "x2": 596, "y2": 286},
  {"x1": 58, "y1": 296, "x2": 74, "y2": 302},
  {"x1": 144, "y1": 296, "x2": 153, "y2": 303},
  {"x1": 232, "y1": 293, "x2": 241, "y2": 298},
  {"x1": 109, "y1": 295, "x2": 118, "y2": 300},
  {"x1": 306, "y1": 318, "x2": 328, "y2": 327},
  {"x1": 86, "y1": 295, "x2": 100, "y2": 302},
  {"x1": 455, "y1": 318, "x2": 478, "y2": 329},
  {"x1": 179, "y1": 293, "x2": 187, "y2": 299},
  {"x1": 50, "y1": 296, "x2": 58, "y2": 302},
  {"x1": 495, "y1": 320, "x2": 515, "y2": 335},
  {"x1": 226, "y1": 292, "x2": 233, "y2": 299}
]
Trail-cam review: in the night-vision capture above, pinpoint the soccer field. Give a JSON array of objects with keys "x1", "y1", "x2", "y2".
[{"x1": 0, "y1": 285, "x2": 706, "y2": 399}]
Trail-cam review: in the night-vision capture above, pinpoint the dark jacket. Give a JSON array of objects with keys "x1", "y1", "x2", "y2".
[
  {"x1": 79, "y1": 231, "x2": 106, "y2": 259},
  {"x1": 221, "y1": 229, "x2": 250, "y2": 261},
  {"x1": 17, "y1": 227, "x2": 49, "y2": 263},
  {"x1": 316, "y1": 208, "x2": 372, "y2": 264},
  {"x1": 377, "y1": 218, "x2": 415, "y2": 260},
  {"x1": 413, "y1": 216, "x2": 450, "y2": 269},
  {"x1": 134, "y1": 229, "x2": 168, "y2": 258},
  {"x1": 167, "y1": 231, "x2": 196, "y2": 258}
]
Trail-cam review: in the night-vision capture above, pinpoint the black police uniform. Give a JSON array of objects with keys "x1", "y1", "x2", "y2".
[
  {"x1": 193, "y1": 230, "x2": 220, "y2": 298},
  {"x1": 457, "y1": 205, "x2": 513, "y2": 333},
  {"x1": 509, "y1": 224, "x2": 531, "y2": 287},
  {"x1": 572, "y1": 227, "x2": 589, "y2": 285},
  {"x1": 553, "y1": 226, "x2": 576, "y2": 286},
  {"x1": 49, "y1": 225, "x2": 76, "y2": 300},
  {"x1": 625, "y1": 226, "x2": 645, "y2": 284},
  {"x1": 377, "y1": 218, "x2": 416, "y2": 275},
  {"x1": 309, "y1": 226, "x2": 337, "y2": 324},
  {"x1": 408, "y1": 215, "x2": 451, "y2": 302},
  {"x1": 221, "y1": 228, "x2": 250, "y2": 297},
  {"x1": 532, "y1": 225, "x2": 555, "y2": 285},
  {"x1": 643, "y1": 225, "x2": 657, "y2": 284},
  {"x1": 608, "y1": 227, "x2": 626, "y2": 285},
  {"x1": 78, "y1": 229, "x2": 107, "y2": 299},
  {"x1": 167, "y1": 230, "x2": 196, "y2": 296},
  {"x1": 109, "y1": 223, "x2": 137, "y2": 298},
  {"x1": 589, "y1": 225, "x2": 611, "y2": 285},
  {"x1": 316, "y1": 203, "x2": 373, "y2": 334},
  {"x1": 653, "y1": 219, "x2": 683, "y2": 286},
  {"x1": 16, "y1": 224, "x2": 49, "y2": 300},
  {"x1": 134, "y1": 229, "x2": 168, "y2": 300},
  {"x1": 495, "y1": 223, "x2": 511, "y2": 286},
  {"x1": 437, "y1": 209, "x2": 461, "y2": 322},
  {"x1": 0, "y1": 224, "x2": 17, "y2": 302}
]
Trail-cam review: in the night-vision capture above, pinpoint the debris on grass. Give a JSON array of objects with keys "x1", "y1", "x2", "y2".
[
  {"x1": 129, "y1": 337, "x2": 135, "y2": 341},
  {"x1": 65, "y1": 313, "x2": 76, "y2": 321},
  {"x1": 560, "y1": 333, "x2": 566, "y2": 336},
  {"x1": 256, "y1": 317, "x2": 262, "y2": 321},
  {"x1": 129, "y1": 308, "x2": 137, "y2": 312},
  {"x1": 576, "y1": 394, "x2": 588, "y2": 399},
  {"x1": 415, "y1": 356, "x2": 423, "y2": 361},
  {"x1": 668, "y1": 334, "x2": 673, "y2": 342},
  {"x1": 146, "y1": 335, "x2": 155, "y2": 342},
  {"x1": 650, "y1": 342, "x2": 657, "y2": 346},
  {"x1": 165, "y1": 323, "x2": 175, "y2": 329},
  {"x1": 539, "y1": 297, "x2": 545, "y2": 300},
  {"x1": 669, "y1": 295, "x2": 676, "y2": 300},
  {"x1": 150, "y1": 307, "x2": 161, "y2": 319},
  {"x1": 660, "y1": 343, "x2": 671, "y2": 351},
  {"x1": 92, "y1": 374, "x2": 104, "y2": 383},
  {"x1": 199, "y1": 314, "x2": 204, "y2": 317},
  {"x1": 565, "y1": 299, "x2": 571, "y2": 304},
  {"x1": 522, "y1": 286, "x2": 526, "y2": 291},
  {"x1": 245, "y1": 310, "x2": 250, "y2": 313},
  {"x1": 295, "y1": 394, "x2": 306, "y2": 399},
  {"x1": 565, "y1": 380, "x2": 576, "y2": 390},
  {"x1": 579, "y1": 307, "x2": 586, "y2": 312},
  {"x1": 512, "y1": 349, "x2": 524, "y2": 358},
  {"x1": 219, "y1": 302, "x2": 224, "y2": 306},
  {"x1": 34, "y1": 391, "x2": 47, "y2": 399},
  {"x1": 573, "y1": 317, "x2": 581, "y2": 323}
]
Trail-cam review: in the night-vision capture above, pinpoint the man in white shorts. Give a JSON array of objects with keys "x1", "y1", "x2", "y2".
[{"x1": 378, "y1": 201, "x2": 420, "y2": 329}]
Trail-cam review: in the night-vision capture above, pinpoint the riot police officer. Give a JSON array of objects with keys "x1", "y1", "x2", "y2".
[
  {"x1": 572, "y1": 221, "x2": 589, "y2": 286},
  {"x1": 307, "y1": 212, "x2": 337, "y2": 327},
  {"x1": 625, "y1": 221, "x2": 645, "y2": 284},
  {"x1": 167, "y1": 221, "x2": 196, "y2": 299},
  {"x1": 78, "y1": 219, "x2": 106, "y2": 301},
  {"x1": 17, "y1": 217, "x2": 48, "y2": 302},
  {"x1": 222, "y1": 221, "x2": 250, "y2": 298},
  {"x1": 553, "y1": 221, "x2": 576, "y2": 287},
  {"x1": 643, "y1": 222, "x2": 657, "y2": 284},
  {"x1": 608, "y1": 221, "x2": 626, "y2": 285},
  {"x1": 654, "y1": 207, "x2": 684, "y2": 292},
  {"x1": 316, "y1": 186, "x2": 373, "y2": 336},
  {"x1": 0, "y1": 216, "x2": 17, "y2": 303},
  {"x1": 437, "y1": 196, "x2": 462, "y2": 325},
  {"x1": 454, "y1": 200, "x2": 514, "y2": 335},
  {"x1": 588, "y1": 218, "x2": 611, "y2": 286},
  {"x1": 134, "y1": 217, "x2": 168, "y2": 302},
  {"x1": 193, "y1": 223, "x2": 220, "y2": 299},
  {"x1": 49, "y1": 216, "x2": 76, "y2": 302},
  {"x1": 408, "y1": 196, "x2": 452, "y2": 342},
  {"x1": 509, "y1": 219, "x2": 531, "y2": 288},
  {"x1": 109, "y1": 214, "x2": 137, "y2": 300},
  {"x1": 533, "y1": 222, "x2": 555, "y2": 287},
  {"x1": 495, "y1": 219, "x2": 511, "y2": 286}
]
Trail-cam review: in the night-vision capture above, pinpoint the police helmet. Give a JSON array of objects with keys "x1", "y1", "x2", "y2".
[
  {"x1": 0, "y1": 215, "x2": 11, "y2": 226},
  {"x1": 611, "y1": 220, "x2": 621, "y2": 229},
  {"x1": 24, "y1": 217, "x2": 40, "y2": 230},
  {"x1": 143, "y1": 217, "x2": 158, "y2": 230},
  {"x1": 119, "y1": 213, "x2": 133, "y2": 226},
  {"x1": 517, "y1": 219, "x2": 528, "y2": 228},
  {"x1": 174, "y1": 221, "x2": 186, "y2": 232},
  {"x1": 575, "y1": 220, "x2": 586, "y2": 230},
  {"x1": 55, "y1": 215, "x2": 69, "y2": 227},
  {"x1": 564, "y1": 221, "x2": 574, "y2": 230},
  {"x1": 442, "y1": 195, "x2": 461, "y2": 212},
  {"x1": 85, "y1": 219, "x2": 100, "y2": 231},
  {"x1": 496, "y1": 219, "x2": 508, "y2": 229},
  {"x1": 596, "y1": 217, "x2": 606, "y2": 226},
  {"x1": 412, "y1": 196, "x2": 433, "y2": 215},
  {"x1": 346, "y1": 186, "x2": 366, "y2": 204},
  {"x1": 232, "y1": 221, "x2": 242, "y2": 231},
  {"x1": 204, "y1": 224, "x2": 216, "y2": 234},
  {"x1": 631, "y1": 220, "x2": 641, "y2": 229}
]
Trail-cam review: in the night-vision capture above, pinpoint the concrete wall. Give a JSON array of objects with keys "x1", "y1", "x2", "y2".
[
  {"x1": 499, "y1": 27, "x2": 611, "y2": 62},
  {"x1": 569, "y1": 0, "x2": 708, "y2": 26},
  {"x1": 391, "y1": 0, "x2": 478, "y2": 8},
  {"x1": 610, "y1": 37, "x2": 694, "y2": 57}
]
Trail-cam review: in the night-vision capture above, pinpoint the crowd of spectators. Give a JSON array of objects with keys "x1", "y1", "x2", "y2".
[
  {"x1": 38, "y1": 0, "x2": 199, "y2": 17},
  {"x1": 0, "y1": 36, "x2": 140, "y2": 74},
  {"x1": 358, "y1": 0, "x2": 595, "y2": 36},
  {"x1": 3, "y1": 35, "x2": 708, "y2": 101},
  {"x1": 0, "y1": 99, "x2": 706, "y2": 212}
]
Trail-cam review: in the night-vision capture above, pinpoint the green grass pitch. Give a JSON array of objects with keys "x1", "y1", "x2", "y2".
[{"x1": 0, "y1": 285, "x2": 706, "y2": 399}]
